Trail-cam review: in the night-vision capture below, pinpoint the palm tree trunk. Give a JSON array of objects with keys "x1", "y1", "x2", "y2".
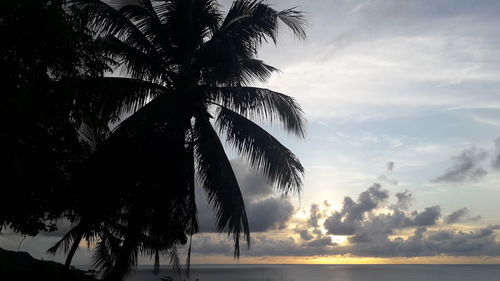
[{"x1": 64, "y1": 229, "x2": 85, "y2": 269}]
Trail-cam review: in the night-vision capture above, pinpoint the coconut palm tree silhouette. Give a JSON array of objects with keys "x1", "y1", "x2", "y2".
[{"x1": 50, "y1": 1, "x2": 306, "y2": 280}]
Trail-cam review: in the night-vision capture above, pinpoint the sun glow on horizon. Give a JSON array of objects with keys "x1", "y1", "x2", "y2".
[{"x1": 190, "y1": 255, "x2": 500, "y2": 265}]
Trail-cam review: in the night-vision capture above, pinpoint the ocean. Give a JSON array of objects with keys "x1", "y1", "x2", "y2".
[{"x1": 126, "y1": 264, "x2": 500, "y2": 281}]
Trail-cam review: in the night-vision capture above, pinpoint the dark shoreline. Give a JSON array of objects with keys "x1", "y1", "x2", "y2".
[{"x1": 0, "y1": 247, "x2": 98, "y2": 281}]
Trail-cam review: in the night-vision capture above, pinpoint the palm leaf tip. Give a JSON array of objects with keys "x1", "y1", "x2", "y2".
[{"x1": 277, "y1": 7, "x2": 307, "y2": 40}]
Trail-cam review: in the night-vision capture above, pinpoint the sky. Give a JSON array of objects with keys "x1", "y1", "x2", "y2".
[{"x1": 2, "y1": 0, "x2": 500, "y2": 266}]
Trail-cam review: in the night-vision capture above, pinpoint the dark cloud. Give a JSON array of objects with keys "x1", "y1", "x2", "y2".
[
  {"x1": 348, "y1": 233, "x2": 372, "y2": 244},
  {"x1": 198, "y1": 196, "x2": 295, "y2": 233},
  {"x1": 247, "y1": 198, "x2": 295, "y2": 232},
  {"x1": 296, "y1": 229, "x2": 314, "y2": 241},
  {"x1": 193, "y1": 181, "x2": 494, "y2": 259},
  {"x1": 324, "y1": 183, "x2": 388, "y2": 235},
  {"x1": 340, "y1": 206, "x2": 441, "y2": 245},
  {"x1": 343, "y1": 183, "x2": 388, "y2": 222},
  {"x1": 302, "y1": 237, "x2": 335, "y2": 248},
  {"x1": 307, "y1": 203, "x2": 322, "y2": 228},
  {"x1": 411, "y1": 227, "x2": 427, "y2": 241},
  {"x1": 445, "y1": 208, "x2": 470, "y2": 224},
  {"x1": 492, "y1": 138, "x2": 500, "y2": 170},
  {"x1": 445, "y1": 208, "x2": 481, "y2": 224},
  {"x1": 412, "y1": 206, "x2": 441, "y2": 226},
  {"x1": 324, "y1": 213, "x2": 357, "y2": 235},
  {"x1": 191, "y1": 225, "x2": 500, "y2": 258},
  {"x1": 196, "y1": 189, "x2": 218, "y2": 232},
  {"x1": 323, "y1": 186, "x2": 447, "y2": 244},
  {"x1": 297, "y1": 202, "x2": 331, "y2": 241},
  {"x1": 341, "y1": 225, "x2": 500, "y2": 258},
  {"x1": 432, "y1": 146, "x2": 488, "y2": 183},
  {"x1": 420, "y1": 225, "x2": 500, "y2": 257},
  {"x1": 197, "y1": 159, "x2": 296, "y2": 233},
  {"x1": 393, "y1": 190, "x2": 413, "y2": 210},
  {"x1": 386, "y1": 161, "x2": 395, "y2": 172},
  {"x1": 190, "y1": 180, "x2": 497, "y2": 259},
  {"x1": 230, "y1": 160, "x2": 273, "y2": 201}
]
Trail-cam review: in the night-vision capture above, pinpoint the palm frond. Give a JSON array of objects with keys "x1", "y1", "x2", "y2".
[
  {"x1": 239, "y1": 59, "x2": 279, "y2": 83},
  {"x1": 200, "y1": 56, "x2": 279, "y2": 85},
  {"x1": 277, "y1": 7, "x2": 307, "y2": 40},
  {"x1": 71, "y1": 0, "x2": 155, "y2": 50},
  {"x1": 78, "y1": 122, "x2": 99, "y2": 152},
  {"x1": 168, "y1": 246, "x2": 182, "y2": 280},
  {"x1": 92, "y1": 225, "x2": 123, "y2": 274},
  {"x1": 215, "y1": 107, "x2": 303, "y2": 194},
  {"x1": 117, "y1": 3, "x2": 171, "y2": 55},
  {"x1": 100, "y1": 35, "x2": 168, "y2": 82},
  {"x1": 219, "y1": 0, "x2": 306, "y2": 46},
  {"x1": 208, "y1": 86, "x2": 305, "y2": 137},
  {"x1": 102, "y1": 214, "x2": 142, "y2": 280},
  {"x1": 196, "y1": 0, "x2": 223, "y2": 38},
  {"x1": 193, "y1": 116, "x2": 250, "y2": 257},
  {"x1": 195, "y1": 1, "x2": 305, "y2": 85},
  {"x1": 47, "y1": 224, "x2": 84, "y2": 255},
  {"x1": 73, "y1": 76, "x2": 169, "y2": 120}
]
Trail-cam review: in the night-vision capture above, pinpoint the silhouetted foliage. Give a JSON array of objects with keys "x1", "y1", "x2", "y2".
[
  {"x1": 0, "y1": 0, "x2": 109, "y2": 235},
  {"x1": 0, "y1": 1, "x2": 306, "y2": 280}
]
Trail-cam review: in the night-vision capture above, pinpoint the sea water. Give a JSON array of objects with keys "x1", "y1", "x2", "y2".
[{"x1": 127, "y1": 264, "x2": 500, "y2": 281}]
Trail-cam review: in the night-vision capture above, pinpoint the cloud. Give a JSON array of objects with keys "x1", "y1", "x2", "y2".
[
  {"x1": 324, "y1": 183, "x2": 389, "y2": 235},
  {"x1": 393, "y1": 190, "x2": 413, "y2": 210},
  {"x1": 321, "y1": 186, "x2": 469, "y2": 245},
  {"x1": 445, "y1": 208, "x2": 481, "y2": 224},
  {"x1": 342, "y1": 225, "x2": 500, "y2": 258},
  {"x1": 247, "y1": 198, "x2": 295, "y2": 232},
  {"x1": 307, "y1": 203, "x2": 323, "y2": 229},
  {"x1": 198, "y1": 196, "x2": 295, "y2": 233},
  {"x1": 302, "y1": 237, "x2": 335, "y2": 248},
  {"x1": 324, "y1": 212, "x2": 357, "y2": 236},
  {"x1": 492, "y1": 138, "x2": 500, "y2": 170},
  {"x1": 445, "y1": 208, "x2": 470, "y2": 224},
  {"x1": 420, "y1": 225, "x2": 500, "y2": 257},
  {"x1": 191, "y1": 225, "x2": 500, "y2": 258},
  {"x1": 296, "y1": 201, "x2": 334, "y2": 243},
  {"x1": 344, "y1": 183, "x2": 389, "y2": 222},
  {"x1": 413, "y1": 206, "x2": 441, "y2": 226},
  {"x1": 190, "y1": 180, "x2": 497, "y2": 259},
  {"x1": 230, "y1": 160, "x2": 274, "y2": 201},
  {"x1": 338, "y1": 206, "x2": 441, "y2": 245},
  {"x1": 378, "y1": 174, "x2": 398, "y2": 186},
  {"x1": 262, "y1": 0, "x2": 500, "y2": 123},
  {"x1": 432, "y1": 146, "x2": 488, "y2": 183},
  {"x1": 297, "y1": 229, "x2": 314, "y2": 241},
  {"x1": 386, "y1": 161, "x2": 395, "y2": 171},
  {"x1": 197, "y1": 160, "x2": 296, "y2": 233},
  {"x1": 378, "y1": 162, "x2": 398, "y2": 185},
  {"x1": 432, "y1": 137, "x2": 500, "y2": 184}
]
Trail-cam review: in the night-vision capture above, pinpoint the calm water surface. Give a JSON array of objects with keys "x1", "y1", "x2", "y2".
[{"x1": 126, "y1": 264, "x2": 500, "y2": 281}]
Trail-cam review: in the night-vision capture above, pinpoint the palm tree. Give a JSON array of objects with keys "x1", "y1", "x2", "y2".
[{"x1": 52, "y1": 0, "x2": 306, "y2": 280}]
